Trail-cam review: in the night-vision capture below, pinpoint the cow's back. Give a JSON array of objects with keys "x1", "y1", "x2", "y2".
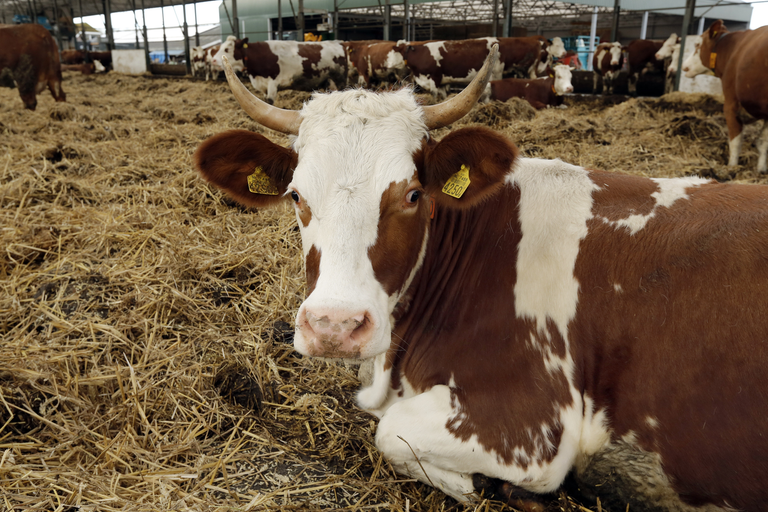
[
  {"x1": 572, "y1": 171, "x2": 768, "y2": 510},
  {"x1": 627, "y1": 39, "x2": 663, "y2": 73}
]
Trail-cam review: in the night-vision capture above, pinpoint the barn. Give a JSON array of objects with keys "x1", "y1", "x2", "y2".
[{"x1": 0, "y1": 0, "x2": 766, "y2": 509}]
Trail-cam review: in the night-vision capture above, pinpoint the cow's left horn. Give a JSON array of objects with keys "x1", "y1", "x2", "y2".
[
  {"x1": 222, "y1": 55, "x2": 302, "y2": 135},
  {"x1": 422, "y1": 43, "x2": 499, "y2": 130}
]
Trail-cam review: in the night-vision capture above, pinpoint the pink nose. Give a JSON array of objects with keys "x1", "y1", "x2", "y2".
[
  {"x1": 297, "y1": 307, "x2": 374, "y2": 357},
  {"x1": 566, "y1": 86, "x2": 574, "y2": 93}
]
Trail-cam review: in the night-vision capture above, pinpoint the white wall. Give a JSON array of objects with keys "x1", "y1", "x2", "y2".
[{"x1": 112, "y1": 50, "x2": 147, "y2": 75}]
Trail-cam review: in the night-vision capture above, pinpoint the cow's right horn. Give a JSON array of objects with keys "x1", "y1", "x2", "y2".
[
  {"x1": 222, "y1": 55, "x2": 302, "y2": 135},
  {"x1": 422, "y1": 43, "x2": 499, "y2": 130}
]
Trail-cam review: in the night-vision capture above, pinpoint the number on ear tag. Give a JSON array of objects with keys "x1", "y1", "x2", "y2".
[
  {"x1": 247, "y1": 166, "x2": 279, "y2": 195},
  {"x1": 442, "y1": 164, "x2": 471, "y2": 199}
]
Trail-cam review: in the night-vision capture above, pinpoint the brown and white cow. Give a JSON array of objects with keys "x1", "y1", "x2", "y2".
[
  {"x1": 487, "y1": 64, "x2": 573, "y2": 109},
  {"x1": 195, "y1": 49, "x2": 768, "y2": 511},
  {"x1": 191, "y1": 46, "x2": 206, "y2": 78},
  {"x1": 626, "y1": 38, "x2": 666, "y2": 96},
  {"x1": 211, "y1": 38, "x2": 347, "y2": 104},
  {"x1": 401, "y1": 36, "x2": 564, "y2": 99},
  {"x1": 591, "y1": 41, "x2": 624, "y2": 95},
  {"x1": 683, "y1": 20, "x2": 768, "y2": 173},
  {"x1": 60, "y1": 48, "x2": 112, "y2": 70},
  {"x1": 347, "y1": 40, "x2": 406, "y2": 88},
  {"x1": 0, "y1": 24, "x2": 65, "y2": 110}
]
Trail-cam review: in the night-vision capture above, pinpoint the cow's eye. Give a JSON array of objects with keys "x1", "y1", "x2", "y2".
[
  {"x1": 290, "y1": 191, "x2": 300, "y2": 203},
  {"x1": 405, "y1": 189, "x2": 420, "y2": 204}
]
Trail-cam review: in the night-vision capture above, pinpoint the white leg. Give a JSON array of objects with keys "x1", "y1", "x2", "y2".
[
  {"x1": 266, "y1": 81, "x2": 278, "y2": 105},
  {"x1": 728, "y1": 132, "x2": 743, "y2": 167},
  {"x1": 756, "y1": 122, "x2": 768, "y2": 173},
  {"x1": 376, "y1": 385, "x2": 477, "y2": 502}
]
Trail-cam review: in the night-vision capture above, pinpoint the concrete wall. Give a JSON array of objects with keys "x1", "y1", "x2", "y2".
[{"x1": 112, "y1": 50, "x2": 147, "y2": 74}]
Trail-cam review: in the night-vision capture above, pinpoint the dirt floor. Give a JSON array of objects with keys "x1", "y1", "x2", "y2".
[{"x1": 0, "y1": 71, "x2": 765, "y2": 512}]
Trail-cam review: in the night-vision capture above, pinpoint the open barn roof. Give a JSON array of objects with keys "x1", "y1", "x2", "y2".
[{"x1": 0, "y1": 0, "x2": 752, "y2": 30}]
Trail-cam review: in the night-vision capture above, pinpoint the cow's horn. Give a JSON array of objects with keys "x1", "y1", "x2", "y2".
[
  {"x1": 222, "y1": 55, "x2": 302, "y2": 135},
  {"x1": 422, "y1": 43, "x2": 499, "y2": 130}
]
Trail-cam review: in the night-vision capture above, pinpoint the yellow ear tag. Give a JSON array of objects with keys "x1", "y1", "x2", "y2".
[
  {"x1": 243, "y1": 43, "x2": 248, "y2": 49},
  {"x1": 442, "y1": 164, "x2": 471, "y2": 199},
  {"x1": 247, "y1": 166, "x2": 279, "y2": 195},
  {"x1": 709, "y1": 53, "x2": 717, "y2": 69}
]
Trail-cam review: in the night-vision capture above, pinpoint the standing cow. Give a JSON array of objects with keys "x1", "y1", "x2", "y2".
[
  {"x1": 591, "y1": 41, "x2": 624, "y2": 95},
  {"x1": 626, "y1": 38, "x2": 666, "y2": 96},
  {"x1": 347, "y1": 40, "x2": 406, "y2": 88},
  {"x1": 195, "y1": 47, "x2": 768, "y2": 512},
  {"x1": 0, "y1": 24, "x2": 65, "y2": 110},
  {"x1": 211, "y1": 38, "x2": 347, "y2": 104},
  {"x1": 683, "y1": 20, "x2": 768, "y2": 172}
]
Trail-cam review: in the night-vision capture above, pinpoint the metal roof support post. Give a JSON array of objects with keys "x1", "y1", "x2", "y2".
[
  {"x1": 131, "y1": 0, "x2": 140, "y2": 49},
  {"x1": 403, "y1": 0, "x2": 409, "y2": 42},
  {"x1": 28, "y1": 0, "x2": 36, "y2": 23},
  {"x1": 610, "y1": 0, "x2": 620, "y2": 42},
  {"x1": 160, "y1": 0, "x2": 168, "y2": 63},
  {"x1": 502, "y1": 0, "x2": 512, "y2": 37},
  {"x1": 492, "y1": 0, "x2": 498, "y2": 37},
  {"x1": 233, "y1": 0, "x2": 239, "y2": 38},
  {"x1": 640, "y1": 11, "x2": 648, "y2": 39},
  {"x1": 53, "y1": 0, "x2": 65, "y2": 56},
  {"x1": 587, "y1": 6, "x2": 597, "y2": 71},
  {"x1": 674, "y1": 0, "x2": 695, "y2": 91},
  {"x1": 698, "y1": 16, "x2": 705, "y2": 35},
  {"x1": 297, "y1": 0, "x2": 303, "y2": 41},
  {"x1": 383, "y1": 0, "x2": 390, "y2": 40},
  {"x1": 278, "y1": 0, "x2": 283, "y2": 39},
  {"x1": 333, "y1": 0, "x2": 338, "y2": 38},
  {"x1": 182, "y1": 0, "x2": 191, "y2": 74},
  {"x1": 103, "y1": 0, "x2": 114, "y2": 50},
  {"x1": 141, "y1": 0, "x2": 150, "y2": 71},
  {"x1": 194, "y1": 2, "x2": 199, "y2": 46},
  {"x1": 77, "y1": 0, "x2": 88, "y2": 58}
]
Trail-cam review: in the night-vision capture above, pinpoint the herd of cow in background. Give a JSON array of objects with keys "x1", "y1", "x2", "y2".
[{"x1": 0, "y1": 19, "x2": 766, "y2": 171}]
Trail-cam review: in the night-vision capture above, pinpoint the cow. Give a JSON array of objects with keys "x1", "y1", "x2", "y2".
[
  {"x1": 191, "y1": 46, "x2": 206, "y2": 78},
  {"x1": 194, "y1": 48, "x2": 768, "y2": 512},
  {"x1": 662, "y1": 42, "x2": 681, "y2": 94},
  {"x1": 211, "y1": 38, "x2": 347, "y2": 104},
  {"x1": 60, "y1": 49, "x2": 112, "y2": 70},
  {"x1": 347, "y1": 40, "x2": 406, "y2": 88},
  {"x1": 342, "y1": 39, "x2": 383, "y2": 85},
  {"x1": 591, "y1": 41, "x2": 623, "y2": 95},
  {"x1": 0, "y1": 24, "x2": 65, "y2": 110},
  {"x1": 400, "y1": 36, "x2": 557, "y2": 100},
  {"x1": 533, "y1": 37, "x2": 566, "y2": 77},
  {"x1": 683, "y1": 20, "x2": 768, "y2": 173},
  {"x1": 486, "y1": 64, "x2": 573, "y2": 109},
  {"x1": 626, "y1": 38, "x2": 666, "y2": 96},
  {"x1": 61, "y1": 61, "x2": 105, "y2": 75}
]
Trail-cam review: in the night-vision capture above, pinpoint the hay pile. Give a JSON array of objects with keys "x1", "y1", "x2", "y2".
[{"x1": 0, "y1": 71, "x2": 765, "y2": 511}]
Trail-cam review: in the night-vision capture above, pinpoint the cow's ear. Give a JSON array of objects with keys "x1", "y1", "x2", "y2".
[
  {"x1": 417, "y1": 127, "x2": 518, "y2": 210},
  {"x1": 195, "y1": 129, "x2": 297, "y2": 208},
  {"x1": 709, "y1": 20, "x2": 724, "y2": 38}
]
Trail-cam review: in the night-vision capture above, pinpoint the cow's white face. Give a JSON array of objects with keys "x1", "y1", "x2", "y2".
[
  {"x1": 608, "y1": 43, "x2": 622, "y2": 66},
  {"x1": 682, "y1": 36, "x2": 708, "y2": 77},
  {"x1": 288, "y1": 89, "x2": 430, "y2": 359},
  {"x1": 212, "y1": 36, "x2": 238, "y2": 69},
  {"x1": 655, "y1": 33, "x2": 679, "y2": 60},
  {"x1": 553, "y1": 65, "x2": 574, "y2": 95},
  {"x1": 548, "y1": 37, "x2": 566, "y2": 59},
  {"x1": 667, "y1": 44, "x2": 681, "y2": 75},
  {"x1": 191, "y1": 47, "x2": 205, "y2": 60}
]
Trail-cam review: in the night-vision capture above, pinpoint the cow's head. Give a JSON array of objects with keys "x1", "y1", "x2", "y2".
[
  {"x1": 547, "y1": 37, "x2": 567, "y2": 59},
  {"x1": 195, "y1": 48, "x2": 512, "y2": 360},
  {"x1": 655, "y1": 33, "x2": 679, "y2": 61},
  {"x1": 211, "y1": 35, "x2": 244, "y2": 70},
  {"x1": 682, "y1": 35, "x2": 707, "y2": 78},
  {"x1": 607, "y1": 42, "x2": 623, "y2": 67},
  {"x1": 552, "y1": 64, "x2": 574, "y2": 95}
]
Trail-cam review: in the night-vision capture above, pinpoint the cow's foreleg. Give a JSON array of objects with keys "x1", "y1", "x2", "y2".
[
  {"x1": 266, "y1": 81, "x2": 278, "y2": 105},
  {"x1": 757, "y1": 121, "x2": 768, "y2": 173},
  {"x1": 375, "y1": 385, "x2": 477, "y2": 502},
  {"x1": 627, "y1": 72, "x2": 638, "y2": 96},
  {"x1": 724, "y1": 97, "x2": 744, "y2": 168},
  {"x1": 592, "y1": 72, "x2": 600, "y2": 94}
]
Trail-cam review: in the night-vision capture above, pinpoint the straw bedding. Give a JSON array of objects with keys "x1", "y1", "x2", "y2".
[{"x1": 0, "y1": 71, "x2": 764, "y2": 512}]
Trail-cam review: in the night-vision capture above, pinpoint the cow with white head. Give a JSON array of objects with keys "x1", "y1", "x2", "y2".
[{"x1": 195, "y1": 41, "x2": 768, "y2": 511}]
